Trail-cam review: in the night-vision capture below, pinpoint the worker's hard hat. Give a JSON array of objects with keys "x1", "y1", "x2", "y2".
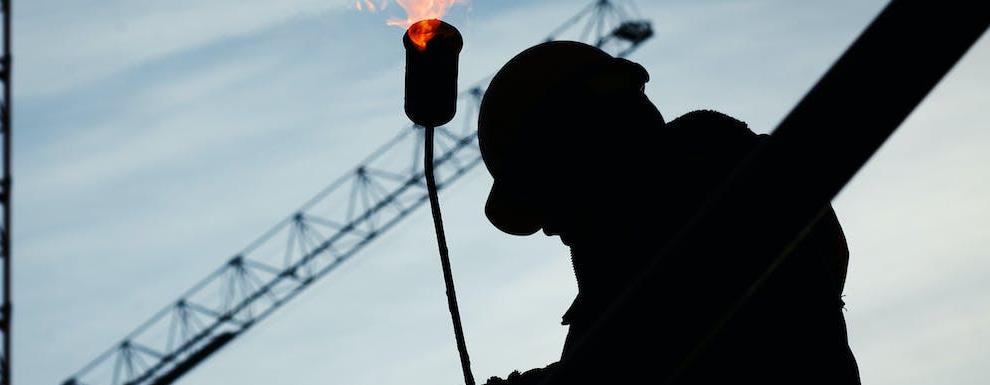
[{"x1": 478, "y1": 41, "x2": 650, "y2": 235}]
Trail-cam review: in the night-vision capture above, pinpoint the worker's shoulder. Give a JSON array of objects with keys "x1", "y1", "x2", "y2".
[
  {"x1": 668, "y1": 109, "x2": 749, "y2": 131},
  {"x1": 667, "y1": 109, "x2": 761, "y2": 144}
]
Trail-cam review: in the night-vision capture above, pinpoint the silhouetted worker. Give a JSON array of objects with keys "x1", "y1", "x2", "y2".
[{"x1": 478, "y1": 41, "x2": 860, "y2": 384}]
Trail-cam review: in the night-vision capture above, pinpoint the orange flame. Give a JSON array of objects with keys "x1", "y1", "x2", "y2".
[
  {"x1": 385, "y1": 0, "x2": 464, "y2": 29},
  {"x1": 355, "y1": 0, "x2": 466, "y2": 51},
  {"x1": 405, "y1": 19, "x2": 443, "y2": 51}
]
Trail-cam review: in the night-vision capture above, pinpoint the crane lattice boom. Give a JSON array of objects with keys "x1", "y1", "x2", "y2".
[{"x1": 63, "y1": 2, "x2": 653, "y2": 384}]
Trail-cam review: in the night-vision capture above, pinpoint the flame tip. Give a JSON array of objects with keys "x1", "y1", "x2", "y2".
[{"x1": 369, "y1": 0, "x2": 466, "y2": 29}]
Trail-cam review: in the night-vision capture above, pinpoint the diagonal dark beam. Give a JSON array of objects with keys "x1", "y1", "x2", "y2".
[{"x1": 550, "y1": 0, "x2": 989, "y2": 383}]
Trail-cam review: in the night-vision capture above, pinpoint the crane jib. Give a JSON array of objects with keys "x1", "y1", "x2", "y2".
[{"x1": 62, "y1": 2, "x2": 654, "y2": 385}]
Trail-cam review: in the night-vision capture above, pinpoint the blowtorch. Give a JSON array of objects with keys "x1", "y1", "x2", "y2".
[{"x1": 402, "y1": 19, "x2": 475, "y2": 385}]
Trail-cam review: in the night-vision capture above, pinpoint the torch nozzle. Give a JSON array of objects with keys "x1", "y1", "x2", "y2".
[{"x1": 403, "y1": 19, "x2": 463, "y2": 127}]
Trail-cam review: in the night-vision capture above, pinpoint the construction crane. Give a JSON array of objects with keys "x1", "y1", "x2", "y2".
[
  {"x1": 1, "y1": 0, "x2": 12, "y2": 383},
  {"x1": 62, "y1": 2, "x2": 653, "y2": 384},
  {"x1": 546, "y1": 0, "x2": 653, "y2": 57}
]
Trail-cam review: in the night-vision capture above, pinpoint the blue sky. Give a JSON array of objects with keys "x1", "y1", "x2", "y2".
[{"x1": 13, "y1": 1, "x2": 989, "y2": 384}]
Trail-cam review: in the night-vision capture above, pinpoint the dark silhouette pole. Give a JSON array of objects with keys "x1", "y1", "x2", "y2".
[
  {"x1": 424, "y1": 125, "x2": 476, "y2": 385},
  {"x1": 1, "y1": 0, "x2": 11, "y2": 383}
]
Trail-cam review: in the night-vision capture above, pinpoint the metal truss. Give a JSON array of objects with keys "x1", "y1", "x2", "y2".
[
  {"x1": 546, "y1": 0, "x2": 653, "y2": 58},
  {"x1": 62, "y1": 2, "x2": 653, "y2": 384},
  {"x1": 1, "y1": 0, "x2": 11, "y2": 384},
  {"x1": 63, "y1": 88, "x2": 486, "y2": 385}
]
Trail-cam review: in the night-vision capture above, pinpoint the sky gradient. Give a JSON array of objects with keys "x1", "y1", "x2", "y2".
[{"x1": 13, "y1": 1, "x2": 989, "y2": 384}]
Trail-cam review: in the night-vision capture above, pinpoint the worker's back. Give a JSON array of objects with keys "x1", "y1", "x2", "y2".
[{"x1": 555, "y1": 110, "x2": 860, "y2": 384}]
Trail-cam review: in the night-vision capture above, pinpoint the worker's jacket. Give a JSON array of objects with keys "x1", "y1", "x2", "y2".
[{"x1": 487, "y1": 110, "x2": 861, "y2": 385}]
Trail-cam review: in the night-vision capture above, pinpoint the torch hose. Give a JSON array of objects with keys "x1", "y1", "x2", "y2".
[{"x1": 424, "y1": 126, "x2": 477, "y2": 385}]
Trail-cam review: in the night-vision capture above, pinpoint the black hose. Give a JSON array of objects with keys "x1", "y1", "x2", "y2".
[{"x1": 424, "y1": 126, "x2": 476, "y2": 385}]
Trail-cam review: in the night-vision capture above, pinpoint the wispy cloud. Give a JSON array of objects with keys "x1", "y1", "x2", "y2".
[
  {"x1": 18, "y1": 0, "x2": 341, "y2": 98},
  {"x1": 13, "y1": 1, "x2": 990, "y2": 385}
]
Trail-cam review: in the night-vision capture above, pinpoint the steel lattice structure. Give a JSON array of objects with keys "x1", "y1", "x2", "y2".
[
  {"x1": 546, "y1": 0, "x2": 653, "y2": 57},
  {"x1": 1, "y1": 0, "x2": 12, "y2": 384},
  {"x1": 63, "y1": 2, "x2": 653, "y2": 385}
]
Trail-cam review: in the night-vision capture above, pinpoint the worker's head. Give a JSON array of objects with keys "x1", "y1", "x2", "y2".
[{"x1": 478, "y1": 41, "x2": 663, "y2": 240}]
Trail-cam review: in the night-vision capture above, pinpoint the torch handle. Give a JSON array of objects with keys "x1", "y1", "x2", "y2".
[{"x1": 424, "y1": 126, "x2": 476, "y2": 385}]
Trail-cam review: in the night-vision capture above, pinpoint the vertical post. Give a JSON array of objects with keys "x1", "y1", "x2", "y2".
[{"x1": 0, "y1": 0, "x2": 11, "y2": 383}]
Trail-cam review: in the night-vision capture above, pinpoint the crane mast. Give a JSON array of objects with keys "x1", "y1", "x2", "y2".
[{"x1": 63, "y1": 2, "x2": 653, "y2": 384}]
